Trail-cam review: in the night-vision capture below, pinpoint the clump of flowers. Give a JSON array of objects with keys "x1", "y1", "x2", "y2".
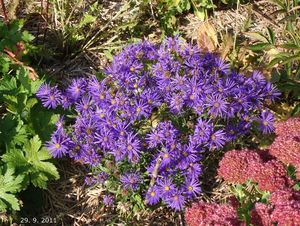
[
  {"x1": 217, "y1": 149, "x2": 263, "y2": 184},
  {"x1": 269, "y1": 117, "x2": 300, "y2": 175},
  {"x1": 37, "y1": 37, "x2": 279, "y2": 210},
  {"x1": 218, "y1": 149, "x2": 293, "y2": 193},
  {"x1": 251, "y1": 160, "x2": 293, "y2": 193},
  {"x1": 251, "y1": 189, "x2": 300, "y2": 226},
  {"x1": 185, "y1": 201, "x2": 242, "y2": 226}
]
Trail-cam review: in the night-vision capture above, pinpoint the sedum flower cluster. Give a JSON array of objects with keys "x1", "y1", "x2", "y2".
[
  {"x1": 218, "y1": 149, "x2": 293, "y2": 193},
  {"x1": 251, "y1": 189, "x2": 300, "y2": 226},
  {"x1": 270, "y1": 117, "x2": 300, "y2": 179},
  {"x1": 37, "y1": 37, "x2": 279, "y2": 210},
  {"x1": 185, "y1": 201, "x2": 242, "y2": 226},
  {"x1": 186, "y1": 189, "x2": 300, "y2": 226}
]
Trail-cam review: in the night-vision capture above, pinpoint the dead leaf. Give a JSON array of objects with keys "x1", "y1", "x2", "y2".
[
  {"x1": 219, "y1": 33, "x2": 233, "y2": 59},
  {"x1": 197, "y1": 21, "x2": 218, "y2": 52}
]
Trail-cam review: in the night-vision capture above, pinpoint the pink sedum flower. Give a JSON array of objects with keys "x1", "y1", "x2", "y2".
[
  {"x1": 185, "y1": 201, "x2": 242, "y2": 226},
  {"x1": 250, "y1": 203, "x2": 273, "y2": 226},
  {"x1": 217, "y1": 149, "x2": 263, "y2": 184},
  {"x1": 252, "y1": 160, "x2": 293, "y2": 193}
]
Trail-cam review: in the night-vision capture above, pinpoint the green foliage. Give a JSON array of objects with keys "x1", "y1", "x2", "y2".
[
  {"x1": 0, "y1": 20, "x2": 59, "y2": 213},
  {"x1": 0, "y1": 167, "x2": 24, "y2": 211},
  {"x1": 142, "y1": 0, "x2": 216, "y2": 34},
  {"x1": 2, "y1": 136, "x2": 59, "y2": 189},
  {"x1": 244, "y1": 1, "x2": 300, "y2": 115}
]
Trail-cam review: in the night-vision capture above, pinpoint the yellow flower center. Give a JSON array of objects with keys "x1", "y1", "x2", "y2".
[
  {"x1": 100, "y1": 93, "x2": 105, "y2": 99},
  {"x1": 130, "y1": 179, "x2": 135, "y2": 184},
  {"x1": 164, "y1": 186, "x2": 170, "y2": 191},
  {"x1": 136, "y1": 107, "x2": 141, "y2": 113},
  {"x1": 111, "y1": 99, "x2": 116, "y2": 105},
  {"x1": 150, "y1": 192, "x2": 155, "y2": 197},
  {"x1": 214, "y1": 102, "x2": 220, "y2": 108},
  {"x1": 164, "y1": 153, "x2": 169, "y2": 158},
  {"x1": 127, "y1": 145, "x2": 133, "y2": 151},
  {"x1": 164, "y1": 71, "x2": 171, "y2": 78},
  {"x1": 189, "y1": 94, "x2": 195, "y2": 100},
  {"x1": 55, "y1": 143, "x2": 61, "y2": 149},
  {"x1": 263, "y1": 120, "x2": 268, "y2": 126},
  {"x1": 130, "y1": 67, "x2": 135, "y2": 72},
  {"x1": 188, "y1": 186, "x2": 193, "y2": 191},
  {"x1": 133, "y1": 83, "x2": 138, "y2": 89},
  {"x1": 211, "y1": 135, "x2": 216, "y2": 140}
]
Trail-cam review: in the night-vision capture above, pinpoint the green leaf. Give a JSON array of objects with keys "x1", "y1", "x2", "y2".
[
  {"x1": 79, "y1": 14, "x2": 97, "y2": 27},
  {"x1": 29, "y1": 104, "x2": 59, "y2": 142},
  {"x1": 292, "y1": 103, "x2": 300, "y2": 116},
  {"x1": 280, "y1": 43, "x2": 300, "y2": 50},
  {"x1": 16, "y1": 67, "x2": 43, "y2": 95},
  {"x1": 247, "y1": 43, "x2": 273, "y2": 51},
  {"x1": 21, "y1": 30, "x2": 34, "y2": 42},
  {"x1": 2, "y1": 136, "x2": 59, "y2": 189},
  {"x1": 0, "y1": 167, "x2": 24, "y2": 211},
  {"x1": 267, "y1": 27, "x2": 276, "y2": 44}
]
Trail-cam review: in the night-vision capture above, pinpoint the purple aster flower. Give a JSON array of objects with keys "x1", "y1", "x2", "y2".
[
  {"x1": 170, "y1": 93, "x2": 185, "y2": 114},
  {"x1": 141, "y1": 89, "x2": 162, "y2": 107},
  {"x1": 119, "y1": 132, "x2": 141, "y2": 163},
  {"x1": 120, "y1": 172, "x2": 141, "y2": 191},
  {"x1": 185, "y1": 178, "x2": 202, "y2": 197},
  {"x1": 75, "y1": 96, "x2": 93, "y2": 114},
  {"x1": 96, "y1": 172, "x2": 109, "y2": 184},
  {"x1": 84, "y1": 175, "x2": 96, "y2": 186},
  {"x1": 134, "y1": 100, "x2": 150, "y2": 119},
  {"x1": 36, "y1": 83, "x2": 51, "y2": 98},
  {"x1": 214, "y1": 57, "x2": 230, "y2": 75},
  {"x1": 95, "y1": 129, "x2": 114, "y2": 150},
  {"x1": 187, "y1": 162, "x2": 202, "y2": 179},
  {"x1": 103, "y1": 194, "x2": 114, "y2": 207},
  {"x1": 165, "y1": 189, "x2": 185, "y2": 211},
  {"x1": 146, "y1": 186, "x2": 160, "y2": 205},
  {"x1": 159, "y1": 149, "x2": 173, "y2": 167},
  {"x1": 208, "y1": 129, "x2": 226, "y2": 150},
  {"x1": 46, "y1": 133, "x2": 70, "y2": 158},
  {"x1": 61, "y1": 92, "x2": 72, "y2": 109},
  {"x1": 263, "y1": 82, "x2": 281, "y2": 101},
  {"x1": 37, "y1": 84, "x2": 62, "y2": 109},
  {"x1": 257, "y1": 110, "x2": 275, "y2": 134},
  {"x1": 206, "y1": 94, "x2": 228, "y2": 117},
  {"x1": 146, "y1": 130, "x2": 164, "y2": 148},
  {"x1": 157, "y1": 177, "x2": 176, "y2": 197},
  {"x1": 66, "y1": 78, "x2": 86, "y2": 101}
]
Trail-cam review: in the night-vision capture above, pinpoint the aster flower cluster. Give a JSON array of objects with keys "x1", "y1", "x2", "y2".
[
  {"x1": 218, "y1": 149, "x2": 293, "y2": 193},
  {"x1": 37, "y1": 37, "x2": 279, "y2": 210}
]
